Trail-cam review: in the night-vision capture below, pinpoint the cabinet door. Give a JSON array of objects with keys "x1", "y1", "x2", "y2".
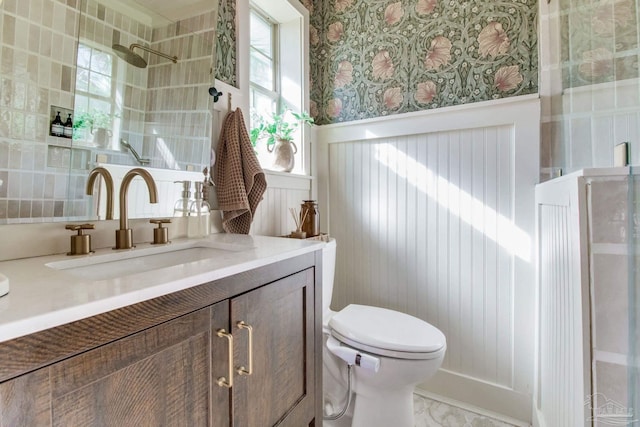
[
  {"x1": 231, "y1": 268, "x2": 315, "y2": 427},
  {"x1": 0, "y1": 368, "x2": 51, "y2": 426},
  {"x1": 50, "y1": 307, "x2": 216, "y2": 427}
]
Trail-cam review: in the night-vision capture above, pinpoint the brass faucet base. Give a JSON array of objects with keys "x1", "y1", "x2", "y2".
[
  {"x1": 114, "y1": 228, "x2": 135, "y2": 250},
  {"x1": 150, "y1": 218, "x2": 171, "y2": 244},
  {"x1": 66, "y1": 223, "x2": 95, "y2": 255},
  {"x1": 68, "y1": 233, "x2": 93, "y2": 255}
]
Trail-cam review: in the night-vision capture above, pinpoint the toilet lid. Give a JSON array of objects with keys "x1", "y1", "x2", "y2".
[{"x1": 329, "y1": 304, "x2": 446, "y2": 356}]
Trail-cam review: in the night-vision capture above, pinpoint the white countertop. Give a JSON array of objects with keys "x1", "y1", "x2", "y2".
[{"x1": 0, "y1": 234, "x2": 324, "y2": 344}]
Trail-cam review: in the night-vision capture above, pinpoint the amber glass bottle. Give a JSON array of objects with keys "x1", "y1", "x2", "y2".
[{"x1": 301, "y1": 200, "x2": 320, "y2": 237}]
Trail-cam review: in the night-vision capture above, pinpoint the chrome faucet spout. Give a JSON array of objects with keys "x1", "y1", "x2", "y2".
[
  {"x1": 86, "y1": 167, "x2": 114, "y2": 220},
  {"x1": 115, "y1": 168, "x2": 158, "y2": 249}
]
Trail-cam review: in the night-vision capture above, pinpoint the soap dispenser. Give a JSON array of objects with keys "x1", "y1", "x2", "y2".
[
  {"x1": 173, "y1": 180, "x2": 193, "y2": 217},
  {"x1": 188, "y1": 181, "x2": 211, "y2": 238}
]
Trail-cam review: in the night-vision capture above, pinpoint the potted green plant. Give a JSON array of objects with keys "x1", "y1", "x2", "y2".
[
  {"x1": 73, "y1": 110, "x2": 114, "y2": 146},
  {"x1": 250, "y1": 109, "x2": 314, "y2": 172}
]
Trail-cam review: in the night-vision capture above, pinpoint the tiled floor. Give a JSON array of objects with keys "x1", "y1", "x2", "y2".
[
  {"x1": 413, "y1": 395, "x2": 520, "y2": 427},
  {"x1": 324, "y1": 394, "x2": 520, "y2": 427}
]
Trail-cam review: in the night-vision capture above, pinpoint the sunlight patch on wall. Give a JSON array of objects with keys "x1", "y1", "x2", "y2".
[{"x1": 374, "y1": 142, "x2": 531, "y2": 262}]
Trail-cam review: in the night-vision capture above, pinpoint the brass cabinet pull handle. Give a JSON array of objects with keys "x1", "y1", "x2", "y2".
[
  {"x1": 236, "y1": 321, "x2": 253, "y2": 376},
  {"x1": 216, "y1": 329, "x2": 234, "y2": 388}
]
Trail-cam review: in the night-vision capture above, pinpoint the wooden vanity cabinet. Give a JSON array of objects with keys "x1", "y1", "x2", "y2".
[{"x1": 0, "y1": 251, "x2": 322, "y2": 427}]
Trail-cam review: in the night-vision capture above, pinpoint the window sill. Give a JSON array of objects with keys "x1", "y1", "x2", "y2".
[{"x1": 263, "y1": 169, "x2": 312, "y2": 190}]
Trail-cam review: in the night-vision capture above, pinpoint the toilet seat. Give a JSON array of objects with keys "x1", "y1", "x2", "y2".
[{"x1": 329, "y1": 304, "x2": 446, "y2": 360}]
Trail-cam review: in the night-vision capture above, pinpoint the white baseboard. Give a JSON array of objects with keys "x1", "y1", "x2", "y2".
[
  {"x1": 531, "y1": 407, "x2": 546, "y2": 427},
  {"x1": 418, "y1": 369, "x2": 532, "y2": 425}
]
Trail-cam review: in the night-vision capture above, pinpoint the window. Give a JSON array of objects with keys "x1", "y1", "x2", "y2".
[
  {"x1": 247, "y1": 1, "x2": 308, "y2": 174},
  {"x1": 74, "y1": 42, "x2": 117, "y2": 148},
  {"x1": 249, "y1": 9, "x2": 278, "y2": 127}
]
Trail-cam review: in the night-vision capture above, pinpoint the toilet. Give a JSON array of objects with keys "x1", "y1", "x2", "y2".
[{"x1": 322, "y1": 239, "x2": 446, "y2": 427}]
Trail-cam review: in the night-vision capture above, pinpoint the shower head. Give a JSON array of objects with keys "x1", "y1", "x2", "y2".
[
  {"x1": 112, "y1": 44, "x2": 147, "y2": 68},
  {"x1": 112, "y1": 43, "x2": 178, "y2": 68}
]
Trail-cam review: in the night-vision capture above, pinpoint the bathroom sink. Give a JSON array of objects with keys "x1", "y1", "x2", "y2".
[{"x1": 45, "y1": 239, "x2": 254, "y2": 281}]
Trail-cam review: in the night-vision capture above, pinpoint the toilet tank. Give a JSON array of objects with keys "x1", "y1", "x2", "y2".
[{"x1": 322, "y1": 238, "x2": 337, "y2": 316}]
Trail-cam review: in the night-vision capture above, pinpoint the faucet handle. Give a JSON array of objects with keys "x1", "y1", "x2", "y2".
[
  {"x1": 150, "y1": 219, "x2": 171, "y2": 226},
  {"x1": 65, "y1": 223, "x2": 95, "y2": 255},
  {"x1": 65, "y1": 223, "x2": 96, "y2": 231},
  {"x1": 150, "y1": 219, "x2": 171, "y2": 245}
]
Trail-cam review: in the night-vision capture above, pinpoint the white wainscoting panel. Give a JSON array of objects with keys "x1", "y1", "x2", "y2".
[
  {"x1": 251, "y1": 172, "x2": 312, "y2": 236},
  {"x1": 317, "y1": 95, "x2": 540, "y2": 422},
  {"x1": 535, "y1": 190, "x2": 590, "y2": 427},
  {"x1": 329, "y1": 126, "x2": 517, "y2": 383}
]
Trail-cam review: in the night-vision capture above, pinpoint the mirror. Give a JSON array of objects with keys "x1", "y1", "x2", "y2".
[{"x1": 0, "y1": 0, "x2": 219, "y2": 224}]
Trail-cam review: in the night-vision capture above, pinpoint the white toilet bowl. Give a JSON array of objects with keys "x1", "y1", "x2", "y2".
[{"x1": 322, "y1": 239, "x2": 446, "y2": 427}]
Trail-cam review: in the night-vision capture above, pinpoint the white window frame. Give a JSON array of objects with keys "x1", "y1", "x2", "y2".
[
  {"x1": 74, "y1": 39, "x2": 125, "y2": 150},
  {"x1": 249, "y1": 7, "x2": 279, "y2": 117},
  {"x1": 238, "y1": 0, "x2": 310, "y2": 175}
]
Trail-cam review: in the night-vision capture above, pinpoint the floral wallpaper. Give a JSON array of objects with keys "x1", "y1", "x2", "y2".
[
  {"x1": 216, "y1": 0, "x2": 237, "y2": 86},
  {"x1": 214, "y1": 0, "x2": 538, "y2": 125},
  {"x1": 560, "y1": 0, "x2": 638, "y2": 89},
  {"x1": 309, "y1": 0, "x2": 538, "y2": 124}
]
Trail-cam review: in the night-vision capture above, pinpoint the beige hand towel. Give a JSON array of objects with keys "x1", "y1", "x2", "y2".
[{"x1": 214, "y1": 108, "x2": 267, "y2": 234}]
